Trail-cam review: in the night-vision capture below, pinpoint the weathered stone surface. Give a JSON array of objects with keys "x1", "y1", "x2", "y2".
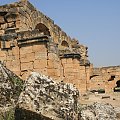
[
  {"x1": 79, "y1": 102, "x2": 117, "y2": 120},
  {"x1": 0, "y1": 0, "x2": 90, "y2": 94},
  {"x1": 18, "y1": 72, "x2": 79, "y2": 120},
  {"x1": 89, "y1": 66, "x2": 120, "y2": 94},
  {"x1": 0, "y1": 63, "x2": 117, "y2": 120},
  {"x1": 0, "y1": 62, "x2": 23, "y2": 119}
]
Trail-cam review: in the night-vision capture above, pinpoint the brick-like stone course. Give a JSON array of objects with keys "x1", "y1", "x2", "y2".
[{"x1": 0, "y1": 0, "x2": 90, "y2": 94}]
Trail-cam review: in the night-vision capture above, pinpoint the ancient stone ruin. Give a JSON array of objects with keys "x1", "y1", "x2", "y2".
[
  {"x1": 0, "y1": 62, "x2": 117, "y2": 120},
  {"x1": 89, "y1": 66, "x2": 120, "y2": 94},
  {"x1": 0, "y1": 0, "x2": 90, "y2": 94},
  {"x1": 0, "y1": 0, "x2": 120, "y2": 95},
  {"x1": 0, "y1": 62, "x2": 80, "y2": 120},
  {"x1": 0, "y1": 0, "x2": 120, "y2": 120}
]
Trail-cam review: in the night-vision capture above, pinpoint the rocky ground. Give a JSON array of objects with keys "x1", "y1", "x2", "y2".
[{"x1": 0, "y1": 62, "x2": 119, "y2": 120}]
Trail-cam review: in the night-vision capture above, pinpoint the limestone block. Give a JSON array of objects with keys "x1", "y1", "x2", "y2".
[
  {"x1": 12, "y1": 59, "x2": 20, "y2": 67},
  {"x1": 7, "y1": 49, "x2": 13, "y2": 56},
  {"x1": 12, "y1": 46, "x2": 20, "y2": 55},
  {"x1": 20, "y1": 52, "x2": 34, "y2": 63},
  {"x1": 20, "y1": 46, "x2": 33, "y2": 55},
  {"x1": 21, "y1": 62, "x2": 33, "y2": 71},
  {"x1": 5, "y1": 60, "x2": 12, "y2": 66},
  {"x1": 61, "y1": 58, "x2": 67, "y2": 64},
  {"x1": 34, "y1": 52, "x2": 47, "y2": 59},
  {"x1": 73, "y1": 64, "x2": 80, "y2": 69},
  {"x1": 73, "y1": 69, "x2": 80, "y2": 73},
  {"x1": 10, "y1": 66, "x2": 20, "y2": 73},
  {"x1": 5, "y1": 41, "x2": 11, "y2": 48},
  {"x1": 6, "y1": 54, "x2": 19, "y2": 61},
  {"x1": 79, "y1": 70, "x2": 86, "y2": 74},
  {"x1": 47, "y1": 60, "x2": 54, "y2": 68},
  {"x1": 54, "y1": 61, "x2": 60, "y2": 69},
  {"x1": 12, "y1": 71, "x2": 21, "y2": 76},
  {"x1": 73, "y1": 58, "x2": 80, "y2": 64},
  {"x1": 0, "y1": 56, "x2": 6, "y2": 63},
  {"x1": 47, "y1": 68, "x2": 56, "y2": 76},
  {"x1": 0, "y1": 50, "x2": 6, "y2": 57},
  {"x1": 6, "y1": 59, "x2": 20, "y2": 72},
  {"x1": 64, "y1": 64, "x2": 73, "y2": 69},
  {"x1": 6, "y1": 55, "x2": 14, "y2": 61},
  {"x1": 32, "y1": 43, "x2": 47, "y2": 52},
  {"x1": 80, "y1": 66, "x2": 86, "y2": 70},
  {"x1": 34, "y1": 59, "x2": 47, "y2": 69},
  {"x1": 14, "y1": 54, "x2": 19, "y2": 60},
  {"x1": 64, "y1": 68, "x2": 73, "y2": 74},
  {"x1": 56, "y1": 68, "x2": 61, "y2": 77},
  {"x1": 66, "y1": 58, "x2": 73, "y2": 63},
  {"x1": 48, "y1": 53, "x2": 57, "y2": 60},
  {"x1": 5, "y1": 61, "x2": 12, "y2": 70}
]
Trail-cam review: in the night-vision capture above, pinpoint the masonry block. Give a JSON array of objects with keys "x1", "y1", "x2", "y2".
[
  {"x1": 34, "y1": 52, "x2": 47, "y2": 60},
  {"x1": 20, "y1": 52, "x2": 34, "y2": 63},
  {"x1": 21, "y1": 62, "x2": 33, "y2": 71},
  {"x1": 34, "y1": 59, "x2": 47, "y2": 69},
  {"x1": 20, "y1": 46, "x2": 33, "y2": 55},
  {"x1": 32, "y1": 43, "x2": 47, "y2": 52}
]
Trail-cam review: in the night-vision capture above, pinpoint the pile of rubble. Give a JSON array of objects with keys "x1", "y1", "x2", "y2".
[
  {"x1": 80, "y1": 102, "x2": 117, "y2": 120},
  {"x1": 0, "y1": 63, "x2": 118, "y2": 120},
  {"x1": 17, "y1": 72, "x2": 79, "y2": 120}
]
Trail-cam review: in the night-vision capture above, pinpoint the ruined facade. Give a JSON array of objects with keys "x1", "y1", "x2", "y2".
[
  {"x1": 0, "y1": 0, "x2": 119, "y2": 94},
  {"x1": 89, "y1": 66, "x2": 120, "y2": 94},
  {"x1": 0, "y1": 0, "x2": 90, "y2": 93}
]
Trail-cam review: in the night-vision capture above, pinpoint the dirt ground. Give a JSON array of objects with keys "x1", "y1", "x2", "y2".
[{"x1": 80, "y1": 92, "x2": 120, "y2": 119}]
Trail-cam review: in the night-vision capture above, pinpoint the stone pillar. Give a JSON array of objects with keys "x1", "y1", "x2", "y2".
[
  {"x1": 79, "y1": 65, "x2": 87, "y2": 94},
  {"x1": 47, "y1": 52, "x2": 60, "y2": 80}
]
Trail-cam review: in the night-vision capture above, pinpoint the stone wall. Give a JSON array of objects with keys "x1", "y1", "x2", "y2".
[
  {"x1": 0, "y1": 0, "x2": 90, "y2": 93},
  {"x1": 89, "y1": 66, "x2": 120, "y2": 94}
]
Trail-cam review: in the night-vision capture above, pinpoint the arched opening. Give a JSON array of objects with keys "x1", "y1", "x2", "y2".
[
  {"x1": 35, "y1": 23, "x2": 50, "y2": 36},
  {"x1": 61, "y1": 40, "x2": 69, "y2": 48},
  {"x1": 108, "y1": 75, "x2": 115, "y2": 81},
  {"x1": 114, "y1": 80, "x2": 120, "y2": 92},
  {"x1": 90, "y1": 75, "x2": 99, "y2": 79}
]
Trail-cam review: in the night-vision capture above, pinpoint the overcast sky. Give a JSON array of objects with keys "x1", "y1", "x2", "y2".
[{"x1": 1, "y1": 0, "x2": 120, "y2": 67}]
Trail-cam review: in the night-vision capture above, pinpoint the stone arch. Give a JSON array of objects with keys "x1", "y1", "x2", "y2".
[
  {"x1": 35, "y1": 23, "x2": 51, "y2": 36},
  {"x1": 114, "y1": 80, "x2": 120, "y2": 92},
  {"x1": 90, "y1": 75, "x2": 99, "y2": 79},
  {"x1": 61, "y1": 40, "x2": 69, "y2": 48},
  {"x1": 29, "y1": 10, "x2": 53, "y2": 36},
  {"x1": 116, "y1": 80, "x2": 120, "y2": 87}
]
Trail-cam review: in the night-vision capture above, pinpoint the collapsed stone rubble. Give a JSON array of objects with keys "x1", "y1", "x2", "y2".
[
  {"x1": 17, "y1": 72, "x2": 79, "y2": 120},
  {"x1": 0, "y1": 63, "x2": 118, "y2": 120},
  {"x1": 80, "y1": 102, "x2": 117, "y2": 120}
]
